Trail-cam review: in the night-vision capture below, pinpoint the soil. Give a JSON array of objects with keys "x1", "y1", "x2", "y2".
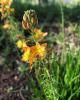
[{"x1": 0, "y1": 63, "x2": 32, "y2": 100}]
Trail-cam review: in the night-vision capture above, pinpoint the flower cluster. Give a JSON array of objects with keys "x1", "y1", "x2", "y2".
[
  {"x1": 0, "y1": 0, "x2": 14, "y2": 19},
  {"x1": 16, "y1": 10, "x2": 48, "y2": 70},
  {"x1": 22, "y1": 10, "x2": 38, "y2": 30}
]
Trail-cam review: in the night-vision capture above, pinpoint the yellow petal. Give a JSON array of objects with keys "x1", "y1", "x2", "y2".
[
  {"x1": 33, "y1": 28, "x2": 48, "y2": 39},
  {"x1": 36, "y1": 43, "x2": 46, "y2": 58},
  {"x1": 21, "y1": 48, "x2": 30, "y2": 62},
  {"x1": 3, "y1": 23, "x2": 11, "y2": 29},
  {"x1": 0, "y1": 0, "x2": 12, "y2": 6},
  {"x1": 16, "y1": 40, "x2": 26, "y2": 49}
]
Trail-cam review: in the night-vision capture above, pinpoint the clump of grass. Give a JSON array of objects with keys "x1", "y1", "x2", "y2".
[
  {"x1": 33, "y1": 33, "x2": 80, "y2": 99},
  {"x1": 31, "y1": 1, "x2": 80, "y2": 100}
]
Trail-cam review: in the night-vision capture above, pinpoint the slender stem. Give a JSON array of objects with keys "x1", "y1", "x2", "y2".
[{"x1": 60, "y1": 1, "x2": 64, "y2": 33}]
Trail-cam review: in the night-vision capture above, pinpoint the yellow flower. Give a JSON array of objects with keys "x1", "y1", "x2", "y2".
[
  {"x1": 33, "y1": 28, "x2": 48, "y2": 40},
  {"x1": 16, "y1": 40, "x2": 26, "y2": 49},
  {"x1": 35, "y1": 43, "x2": 47, "y2": 58},
  {"x1": 0, "y1": 0, "x2": 13, "y2": 18},
  {"x1": 30, "y1": 43, "x2": 46, "y2": 60},
  {"x1": 3, "y1": 21, "x2": 12, "y2": 29},
  {"x1": 0, "y1": 0, "x2": 12, "y2": 6},
  {"x1": 21, "y1": 47, "x2": 30, "y2": 62},
  {"x1": 21, "y1": 43, "x2": 46, "y2": 65}
]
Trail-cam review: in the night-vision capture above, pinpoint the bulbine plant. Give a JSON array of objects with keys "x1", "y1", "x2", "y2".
[
  {"x1": 0, "y1": 0, "x2": 14, "y2": 31},
  {"x1": 0, "y1": 0, "x2": 14, "y2": 19},
  {"x1": 16, "y1": 10, "x2": 48, "y2": 71}
]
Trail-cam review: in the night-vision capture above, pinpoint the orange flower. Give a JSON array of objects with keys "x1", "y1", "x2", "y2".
[
  {"x1": 29, "y1": 43, "x2": 47, "y2": 62},
  {"x1": 21, "y1": 43, "x2": 46, "y2": 65},
  {"x1": 35, "y1": 43, "x2": 47, "y2": 58},
  {"x1": 29, "y1": 52, "x2": 37, "y2": 66},
  {"x1": 33, "y1": 28, "x2": 48, "y2": 40}
]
